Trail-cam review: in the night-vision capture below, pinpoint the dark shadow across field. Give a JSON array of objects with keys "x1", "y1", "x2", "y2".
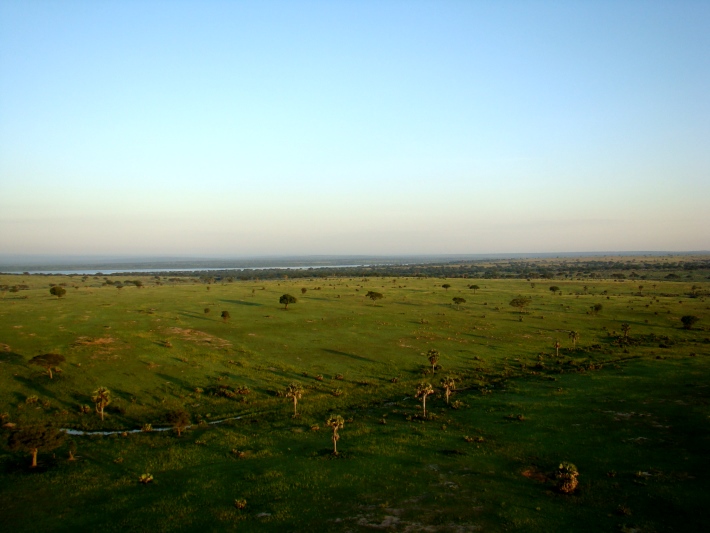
[
  {"x1": 322, "y1": 348, "x2": 376, "y2": 363},
  {"x1": 218, "y1": 299, "x2": 262, "y2": 307}
]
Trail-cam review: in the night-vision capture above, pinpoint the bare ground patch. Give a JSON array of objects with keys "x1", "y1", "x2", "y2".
[{"x1": 164, "y1": 327, "x2": 232, "y2": 348}]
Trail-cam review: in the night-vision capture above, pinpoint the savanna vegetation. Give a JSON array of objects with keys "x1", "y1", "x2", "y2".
[{"x1": 0, "y1": 254, "x2": 708, "y2": 531}]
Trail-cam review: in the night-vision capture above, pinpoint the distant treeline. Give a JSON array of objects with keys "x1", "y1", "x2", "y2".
[{"x1": 83, "y1": 256, "x2": 710, "y2": 282}]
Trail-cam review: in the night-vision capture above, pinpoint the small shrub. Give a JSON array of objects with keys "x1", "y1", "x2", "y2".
[
  {"x1": 139, "y1": 473, "x2": 153, "y2": 484},
  {"x1": 234, "y1": 499, "x2": 247, "y2": 510},
  {"x1": 555, "y1": 462, "x2": 579, "y2": 493}
]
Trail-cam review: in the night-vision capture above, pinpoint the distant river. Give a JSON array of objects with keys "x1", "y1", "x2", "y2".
[{"x1": 3, "y1": 265, "x2": 370, "y2": 275}]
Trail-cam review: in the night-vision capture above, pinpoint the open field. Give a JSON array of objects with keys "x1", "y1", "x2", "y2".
[{"x1": 1, "y1": 263, "x2": 709, "y2": 532}]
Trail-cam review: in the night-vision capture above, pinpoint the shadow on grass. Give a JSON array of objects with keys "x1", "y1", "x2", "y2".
[
  {"x1": 219, "y1": 299, "x2": 262, "y2": 307},
  {"x1": 0, "y1": 351, "x2": 25, "y2": 366},
  {"x1": 178, "y1": 311, "x2": 212, "y2": 322},
  {"x1": 322, "y1": 349, "x2": 376, "y2": 363}
]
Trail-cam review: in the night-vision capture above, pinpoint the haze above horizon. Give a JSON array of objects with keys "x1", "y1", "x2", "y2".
[{"x1": 1, "y1": 1, "x2": 708, "y2": 256}]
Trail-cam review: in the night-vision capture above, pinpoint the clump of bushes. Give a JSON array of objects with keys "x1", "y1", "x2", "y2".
[{"x1": 555, "y1": 462, "x2": 579, "y2": 493}]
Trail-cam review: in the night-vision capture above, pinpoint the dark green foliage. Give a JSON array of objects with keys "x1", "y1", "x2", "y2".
[
  {"x1": 590, "y1": 303, "x2": 603, "y2": 314},
  {"x1": 452, "y1": 297, "x2": 466, "y2": 307},
  {"x1": 442, "y1": 284, "x2": 451, "y2": 290},
  {"x1": 468, "y1": 284, "x2": 480, "y2": 293},
  {"x1": 509, "y1": 297, "x2": 531, "y2": 313},
  {"x1": 365, "y1": 291, "x2": 383, "y2": 303},
  {"x1": 279, "y1": 294, "x2": 297, "y2": 309},
  {"x1": 28, "y1": 353, "x2": 65, "y2": 379},
  {"x1": 681, "y1": 315, "x2": 699, "y2": 329},
  {"x1": 49, "y1": 286, "x2": 66, "y2": 298},
  {"x1": 549, "y1": 286, "x2": 560, "y2": 294},
  {"x1": 166, "y1": 409, "x2": 191, "y2": 436},
  {"x1": 221, "y1": 310, "x2": 230, "y2": 321},
  {"x1": 7, "y1": 424, "x2": 65, "y2": 468}
]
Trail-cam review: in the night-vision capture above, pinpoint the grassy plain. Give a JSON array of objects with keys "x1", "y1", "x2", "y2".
[{"x1": 0, "y1": 268, "x2": 708, "y2": 532}]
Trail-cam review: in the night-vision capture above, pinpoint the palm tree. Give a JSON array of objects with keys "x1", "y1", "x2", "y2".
[
  {"x1": 326, "y1": 415, "x2": 345, "y2": 454},
  {"x1": 285, "y1": 382, "x2": 303, "y2": 417},
  {"x1": 621, "y1": 323, "x2": 631, "y2": 338},
  {"x1": 427, "y1": 349, "x2": 440, "y2": 373},
  {"x1": 92, "y1": 387, "x2": 111, "y2": 421},
  {"x1": 440, "y1": 376, "x2": 456, "y2": 405},
  {"x1": 568, "y1": 331, "x2": 580, "y2": 349},
  {"x1": 415, "y1": 382, "x2": 434, "y2": 417}
]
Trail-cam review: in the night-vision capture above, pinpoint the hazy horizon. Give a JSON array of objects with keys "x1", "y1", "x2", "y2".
[{"x1": 2, "y1": 1, "x2": 709, "y2": 256}]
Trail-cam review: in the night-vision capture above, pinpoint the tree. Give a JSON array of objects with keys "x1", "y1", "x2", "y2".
[
  {"x1": 441, "y1": 376, "x2": 456, "y2": 405},
  {"x1": 549, "y1": 286, "x2": 560, "y2": 295},
  {"x1": 681, "y1": 315, "x2": 700, "y2": 330},
  {"x1": 415, "y1": 382, "x2": 434, "y2": 417},
  {"x1": 279, "y1": 294, "x2": 297, "y2": 310},
  {"x1": 326, "y1": 414, "x2": 345, "y2": 454},
  {"x1": 442, "y1": 284, "x2": 451, "y2": 291},
  {"x1": 301, "y1": 288, "x2": 307, "y2": 295},
  {"x1": 568, "y1": 330, "x2": 580, "y2": 349},
  {"x1": 204, "y1": 308, "x2": 210, "y2": 314},
  {"x1": 590, "y1": 303, "x2": 603, "y2": 314},
  {"x1": 285, "y1": 382, "x2": 303, "y2": 417},
  {"x1": 365, "y1": 291, "x2": 383, "y2": 304},
  {"x1": 166, "y1": 409, "x2": 191, "y2": 437},
  {"x1": 621, "y1": 323, "x2": 631, "y2": 338},
  {"x1": 221, "y1": 310, "x2": 230, "y2": 322},
  {"x1": 8, "y1": 424, "x2": 65, "y2": 468},
  {"x1": 555, "y1": 462, "x2": 579, "y2": 494},
  {"x1": 452, "y1": 297, "x2": 466, "y2": 308},
  {"x1": 427, "y1": 349, "x2": 440, "y2": 373},
  {"x1": 92, "y1": 387, "x2": 111, "y2": 421},
  {"x1": 49, "y1": 286, "x2": 66, "y2": 298},
  {"x1": 509, "y1": 297, "x2": 531, "y2": 314},
  {"x1": 469, "y1": 285, "x2": 480, "y2": 294},
  {"x1": 29, "y1": 353, "x2": 65, "y2": 379}
]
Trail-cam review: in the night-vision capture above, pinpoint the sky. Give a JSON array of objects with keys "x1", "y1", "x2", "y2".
[{"x1": 1, "y1": 0, "x2": 709, "y2": 257}]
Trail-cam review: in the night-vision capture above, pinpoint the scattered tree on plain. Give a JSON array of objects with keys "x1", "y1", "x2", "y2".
[
  {"x1": 279, "y1": 294, "x2": 297, "y2": 310},
  {"x1": 469, "y1": 285, "x2": 480, "y2": 294},
  {"x1": 427, "y1": 349, "x2": 440, "y2": 373},
  {"x1": 452, "y1": 297, "x2": 466, "y2": 308},
  {"x1": 621, "y1": 323, "x2": 631, "y2": 338},
  {"x1": 166, "y1": 409, "x2": 191, "y2": 437},
  {"x1": 442, "y1": 284, "x2": 451, "y2": 291},
  {"x1": 568, "y1": 330, "x2": 580, "y2": 348},
  {"x1": 8, "y1": 424, "x2": 65, "y2": 468},
  {"x1": 509, "y1": 297, "x2": 531, "y2": 313},
  {"x1": 681, "y1": 315, "x2": 700, "y2": 330},
  {"x1": 92, "y1": 387, "x2": 111, "y2": 421},
  {"x1": 50, "y1": 286, "x2": 66, "y2": 298},
  {"x1": 415, "y1": 382, "x2": 434, "y2": 417},
  {"x1": 365, "y1": 291, "x2": 383, "y2": 304},
  {"x1": 590, "y1": 303, "x2": 603, "y2": 314},
  {"x1": 221, "y1": 310, "x2": 230, "y2": 322},
  {"x1": 549, "y1": 286, "x2": 560, "y2": 294},
  {"x1": 29, "y1": 353, "x2": 65, "y2": 379},
  {"x1": 441, "y1": 376, "x2": 456, "y2": 404},
  {"x1": 301, "y1": 288, "x2": 307, "y2": 294},
  {"x1": 285, "y1": 382, "x2": 303, "y2": 417},
  {"x1": 326, "y1": 414, "x2": 345, "y2": 454}
]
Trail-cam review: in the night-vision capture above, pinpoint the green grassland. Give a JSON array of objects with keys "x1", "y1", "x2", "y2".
[{"x1": 0, "y1": 268, "x2": 708, "y2": 532}]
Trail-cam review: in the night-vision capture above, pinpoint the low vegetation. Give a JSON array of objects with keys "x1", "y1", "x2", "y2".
[{"x1": 0, "y1": 255, "x2": 708, "y2": 531}]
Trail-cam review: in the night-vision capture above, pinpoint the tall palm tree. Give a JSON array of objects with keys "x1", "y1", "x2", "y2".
[
  {"x1": 427, "y1": 349, "x2": 440, "y2": 373},
  {"x1": 92, "y1": 387, "x2": 111, "y2": 421},
  {"x1": 441, "y1": 376, "x2": 456, "y2": 405},
  {"x1": 415, "y1": 382, "x2": 434, "y2": 417},
  {"x1": 326, "y1": 415, "x2": 345, "y2": 454},
  {"x1": 285, "y1": 382, "x2": 303, "y2": 417},
  {"x1": 621, "y1": 323, "x2": 631, "y2": 338}
]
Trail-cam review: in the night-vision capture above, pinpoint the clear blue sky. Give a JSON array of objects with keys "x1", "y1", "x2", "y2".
[{"x1": 1, "y1": 0, "x2": 708, "y2": 256}]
